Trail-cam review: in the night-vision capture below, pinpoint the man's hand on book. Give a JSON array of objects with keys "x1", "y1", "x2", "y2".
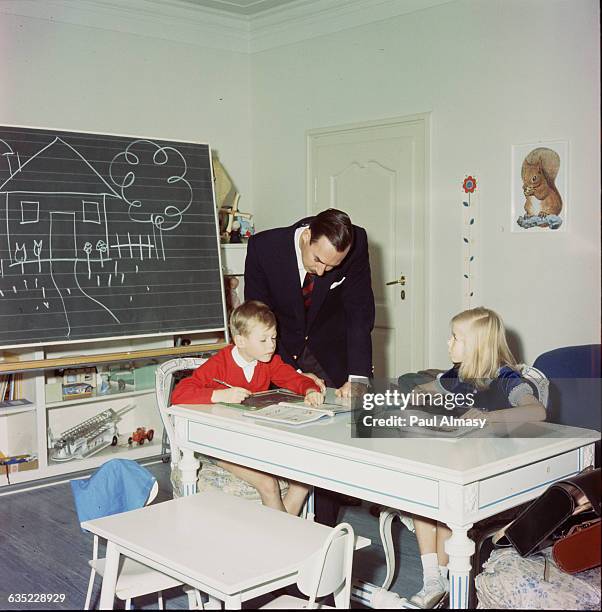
[
  {"x1": 212, "y1": 387, "x2": 251, "y2": 404},
  {"x1": 304, "y1": 390, "x2": 324, "y2": 407}
]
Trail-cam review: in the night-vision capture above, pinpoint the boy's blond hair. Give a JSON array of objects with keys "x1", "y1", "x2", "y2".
[
  {"x1": 452, "y1": 307, "x2": 517, "y2": 388},
  {"x1": 229, "y1": 300, "x2": 277, "y2": 338}
]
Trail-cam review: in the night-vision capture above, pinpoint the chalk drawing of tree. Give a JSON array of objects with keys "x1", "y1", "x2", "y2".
[
  {"x1": 83, "y1": 242, "x2": 93, "y2": 278},
  {"x1": 96, "y1": 240, "x2": 108, "y2": 268},
  {"x1": 33, "y1": 240, "x2": 43, "y2": 273},
  {"x1": 109, "y1": 139, "x2": 193, "y2": 231},
  {"x1": 15, "y1": 242, "x2": 27, "y2": 274}
]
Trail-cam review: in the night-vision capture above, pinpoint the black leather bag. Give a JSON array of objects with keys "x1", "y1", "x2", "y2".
[{"x1": 493, "y1": 466, "x2": 601, "y2": 557}]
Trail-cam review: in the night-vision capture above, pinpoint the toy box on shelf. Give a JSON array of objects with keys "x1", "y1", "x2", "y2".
[
  {"x1": 0, "y1": 452, "x2": 39, "y2": 485},
  {"x1": 0, "y1": 452, "x2": 39, "y2": 473},
  {"x1": 62, "y1": 367, "x2": 96, "y2": 400}
]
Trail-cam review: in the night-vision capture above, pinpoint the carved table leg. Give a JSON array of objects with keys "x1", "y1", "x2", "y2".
[{"x1": 445, "y1": 523, "x2": 475, "y2": 609}]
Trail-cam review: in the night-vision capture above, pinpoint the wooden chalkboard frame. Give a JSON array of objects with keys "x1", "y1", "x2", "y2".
[{"x1": 0, "y1": 125, "x2": 228, "y2": 349}]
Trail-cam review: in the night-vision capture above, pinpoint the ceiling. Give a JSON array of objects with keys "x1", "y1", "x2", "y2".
[{"x1": 176, "y1": 0, "x2": 304, "y2": 16}]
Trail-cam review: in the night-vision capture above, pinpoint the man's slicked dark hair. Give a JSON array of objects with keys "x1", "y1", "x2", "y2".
[{"x1": 309, "y1": 208, "x2": 354, "y2": 253}]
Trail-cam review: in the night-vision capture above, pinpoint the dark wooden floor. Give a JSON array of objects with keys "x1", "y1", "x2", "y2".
[{"x1": 0, "y1": 462, "x2": 422, "y2": 609}]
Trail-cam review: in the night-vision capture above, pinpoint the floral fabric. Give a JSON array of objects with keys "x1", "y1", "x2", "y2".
[
  {"x1": 170, "y1": 454, "x2": 289, "y2": 501},
  {"x1": 476, "y1": 547, "x2": 601, "y2": 610}
]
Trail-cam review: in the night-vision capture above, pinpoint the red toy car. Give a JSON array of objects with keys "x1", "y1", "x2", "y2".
[{"x1": 128, "y1": 427, "x2": 155, "y2": 445}]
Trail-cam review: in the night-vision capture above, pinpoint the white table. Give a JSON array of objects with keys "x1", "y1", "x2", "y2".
[
  {"x1": 84, "y1": 490, "x2": 364, "y2": 609},
  {"x1": 162, "y1": 398, "x2": 599, "y2": 609}
]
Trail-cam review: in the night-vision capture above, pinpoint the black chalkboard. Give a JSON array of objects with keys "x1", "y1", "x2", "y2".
[{"x1": 0, "y1": 126, "x2": 226, "y2": 348}]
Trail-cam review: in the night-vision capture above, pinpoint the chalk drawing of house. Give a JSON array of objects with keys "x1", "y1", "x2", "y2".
[{"x1": 0, "y1": 137, "x2": 120, "y2": 273}]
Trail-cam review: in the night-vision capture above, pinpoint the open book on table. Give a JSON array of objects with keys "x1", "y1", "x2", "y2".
[{"x1": 242, "y1": 400, "x2": 351, "y2": 425}]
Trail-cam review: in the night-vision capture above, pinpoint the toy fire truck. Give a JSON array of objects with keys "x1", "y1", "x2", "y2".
[{"x1": 49, "y1": 405, "x2": 133, "y2": 462}]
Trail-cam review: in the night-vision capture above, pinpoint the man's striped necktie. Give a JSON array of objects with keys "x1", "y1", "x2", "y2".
[{"x1": 302, "y1": 273, "x2": 315, "y2": 310}]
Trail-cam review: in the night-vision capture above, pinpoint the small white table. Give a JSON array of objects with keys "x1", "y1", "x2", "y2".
[
  {"x1": 162, "y1": 395, "x2": 600, "y2": 609},
  {"x1": 83, "y1": 490, "x2": 367, "y2": 609}
]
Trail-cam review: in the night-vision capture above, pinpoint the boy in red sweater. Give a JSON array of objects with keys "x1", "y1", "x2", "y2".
[{"x1": 172, "y1": 300, "x2": 324, "y2": 514}]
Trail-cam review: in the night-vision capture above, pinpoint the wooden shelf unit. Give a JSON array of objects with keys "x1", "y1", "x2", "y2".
[{"x1": 0, "y1": 336, "x2": 227, "y2": 492}]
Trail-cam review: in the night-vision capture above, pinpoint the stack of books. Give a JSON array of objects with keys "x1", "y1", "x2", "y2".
[
  {"x1": 0, "y1": 373, "x2": 23, "y2": 403},
  {"x1": 0, "y1": 374, "x2": 32, "y2": 412}
]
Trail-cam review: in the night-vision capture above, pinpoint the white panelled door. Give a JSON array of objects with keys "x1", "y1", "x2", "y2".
[{"x1": 308, "y1": 116, "x2": 428, "y2": 377}]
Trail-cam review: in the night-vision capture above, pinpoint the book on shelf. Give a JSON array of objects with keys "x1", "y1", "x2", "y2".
[
  {"x1": 0, "y1": 375, "x2": 10, "y2": 402},
  {"x1": 242, "y1": 401, "x2": 351, "y2": 426},
  {"x1": 0, "y1": 398, "x2": 34, "y2": 412},
  {"x1": 0, "y1": 373, "x2": 24, "y2": 402}
]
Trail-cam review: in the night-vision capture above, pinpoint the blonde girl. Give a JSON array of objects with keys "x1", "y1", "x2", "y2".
[{"x1": 407, "y1": 307, "x2": 546, "y2": 608}]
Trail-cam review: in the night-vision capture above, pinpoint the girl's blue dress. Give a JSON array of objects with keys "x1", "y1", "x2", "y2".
[{"x1": 435, "y1": 365, "x2": 540, "y2": 411}]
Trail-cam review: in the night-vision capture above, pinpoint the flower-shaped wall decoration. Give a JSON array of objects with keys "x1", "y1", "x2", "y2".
[
  {"x1": 462, "y1": 175, "x2": 478, "y2": 308},
  {"x1": 463, "y1": 176, "x2": 477, "y2": 193}
]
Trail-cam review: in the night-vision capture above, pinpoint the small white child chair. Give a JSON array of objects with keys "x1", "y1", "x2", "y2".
[
  {"x1": 157, "y1": 357, "x2": 302, "y2": 507},
  {"x1": 73, "y1": 460, "x2": 201, "y2": 610},
  {"x1": 260, "y1": 522, "x2": 355, "y2": 609}
]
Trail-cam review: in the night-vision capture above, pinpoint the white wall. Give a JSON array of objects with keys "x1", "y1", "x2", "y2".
[
  {"x1": 1, "y1": 0, "x2": 599, "y2": 367},
  {"x1": 0, "y1": 11, "x2": 252, "y2": 208},
  {"x1": 250, "y1": 0, "x2": 600, "y2": 366}
]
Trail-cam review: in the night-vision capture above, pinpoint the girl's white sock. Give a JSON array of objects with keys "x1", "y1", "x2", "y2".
[
  {"x1": 421, "y1": 553, "x2": 440, "y2": 581},
  {"x1": 439, "y1": 565, "x2": 449, "y2": 580}
]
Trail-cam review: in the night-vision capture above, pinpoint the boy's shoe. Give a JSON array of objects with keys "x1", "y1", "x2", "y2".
[{"x1": 409, "y1": 576, "x2": 449, "y2": 609}]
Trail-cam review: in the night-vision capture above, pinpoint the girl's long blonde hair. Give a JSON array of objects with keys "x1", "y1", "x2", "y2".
[{"x1": 452, "y1": 307, "x2": 517, "y2": 389}]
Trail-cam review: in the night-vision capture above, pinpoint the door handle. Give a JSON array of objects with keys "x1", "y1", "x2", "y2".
[{"x1": 386, "y1": 275, "x2": 406, "y2": 286}]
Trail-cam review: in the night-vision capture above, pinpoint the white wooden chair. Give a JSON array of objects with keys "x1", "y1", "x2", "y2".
[
  {"x1": 260, "y1": 522, "x2": 355, "y2": 609},
  {"x1": 81, "y1": 472, "x2": 201, "y2": 610},
  {"x1": 157, "y1": 357, "x2": 312, "y2": 512}
]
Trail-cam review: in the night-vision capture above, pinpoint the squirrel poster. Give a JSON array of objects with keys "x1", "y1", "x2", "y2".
[{"x1": 513, "y1": 143, "x2": 567, "y2": 231}]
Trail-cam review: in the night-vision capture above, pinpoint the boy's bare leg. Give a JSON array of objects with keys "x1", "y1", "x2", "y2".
[
  {"x1": 282, "y1": 481, "x2": 310, "y2": 516},
  {"x1": 436, "y1": 523, "x2": 451, "y2": 566},
  {"x1": 414, "y1": 516, "x2": 438, "y2": 554},
  {"x1": 215, "y1": 459, "x2": 286, "y2": 511}
]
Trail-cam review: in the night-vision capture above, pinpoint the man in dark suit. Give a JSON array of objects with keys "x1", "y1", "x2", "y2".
[
  {"x1": 244, "y1": 208, "x2": 374, "y2": 394},
  {"x1": 244, "y1": 208, "x2": 375, "y2": 523}
]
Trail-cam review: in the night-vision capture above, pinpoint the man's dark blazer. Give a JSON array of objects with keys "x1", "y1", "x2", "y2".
[{"x1": 244, "y1": 217, "x2": 375, "y2": 388}]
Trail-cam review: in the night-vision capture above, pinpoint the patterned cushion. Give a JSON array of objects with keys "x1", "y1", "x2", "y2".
[
  {"x1": 170, "y1": 455, "x2": 289, "y2": 501},
  {"x1": 476, "y1": 547, "x2": 601, "y2": 609}
]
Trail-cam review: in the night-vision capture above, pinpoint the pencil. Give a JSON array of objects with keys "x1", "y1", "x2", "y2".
[
  {"x1": 212, "y1": 378, "x2": 234, "y2": 388},
  {"x1": 212, "y1": 378, "x2": 255, "y2": 397}
]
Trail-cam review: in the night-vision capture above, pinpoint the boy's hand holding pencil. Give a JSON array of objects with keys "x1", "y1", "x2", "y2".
[{"x1": 211, "y1": 379, "x2": 251, "y2": 404}]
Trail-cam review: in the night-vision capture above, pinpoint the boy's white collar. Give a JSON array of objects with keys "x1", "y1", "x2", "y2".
[{"x1": 232, "y1": 346, "x2": 257, "y2": 369}]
